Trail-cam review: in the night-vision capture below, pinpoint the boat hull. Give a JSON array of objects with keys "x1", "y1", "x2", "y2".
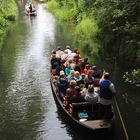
[{"x1": 50, "y1": 77, "x2": 114, "y2": 138}]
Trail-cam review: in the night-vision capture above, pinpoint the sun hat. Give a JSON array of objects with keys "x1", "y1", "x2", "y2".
[
  {"x1": 60, "y1": 70, "x2": 65, "y2": 76},
  {"x1": 66, "y1": 45, "x2": 70, "y2": 49}
]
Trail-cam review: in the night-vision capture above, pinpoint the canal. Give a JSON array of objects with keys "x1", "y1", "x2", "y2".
[{"x1": 0, "y1": 1, "x2": 139, "y2": 140}]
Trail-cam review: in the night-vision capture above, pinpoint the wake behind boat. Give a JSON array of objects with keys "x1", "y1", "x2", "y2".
[
  {"x1": 50, "y1": 47, "x2": 115, "y2": 136},
  {"x1": 25, "y1": 3, "x2": 37, "y2": 16}
]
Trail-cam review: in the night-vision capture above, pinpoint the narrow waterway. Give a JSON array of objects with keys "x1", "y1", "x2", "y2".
[
  {"x1": 0, "y1": 1, "x2": 139, "y2": 140},
  {"x1": 0, "y1": 3, "x2": 70, "y2": 140}
]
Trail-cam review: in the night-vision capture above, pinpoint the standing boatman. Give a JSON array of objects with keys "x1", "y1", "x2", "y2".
[{"x1": 98, "y1": 71, "x2": 116, "y2": 120}]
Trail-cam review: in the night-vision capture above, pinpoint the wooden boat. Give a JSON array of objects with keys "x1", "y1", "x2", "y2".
[
  {"x1": 50, "y1": 74, "x2": 115, "y2": 136},
  {"x1": 25, "y1": 4, "x2": 37, "y2": 16}
]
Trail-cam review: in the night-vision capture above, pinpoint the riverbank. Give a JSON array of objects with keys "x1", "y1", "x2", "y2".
[
  {"x1": 46, "y1": 0, "x2": 101, "y2": 64},
  {"x1": 0, "y1": 0, "x2": 18, "y2": 49}
]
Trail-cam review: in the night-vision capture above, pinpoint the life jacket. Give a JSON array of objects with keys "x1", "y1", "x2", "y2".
[{"x1": 99, "y1": 80, "x2": 112, "y2": 100}]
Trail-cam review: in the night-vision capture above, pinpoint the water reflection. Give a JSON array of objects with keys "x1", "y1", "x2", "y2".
[
  {"x1": 0, "y1": 3, "x2": 56, "y2": 140},
  {"x1": 0, "y1": 1, "x2": 139, "y2": 140}
]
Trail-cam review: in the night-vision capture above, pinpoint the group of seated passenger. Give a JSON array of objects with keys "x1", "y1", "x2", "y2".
[
  {"x1": 51, "y1": 46, "x2": 116, "y2": 120},
  {"x1": 51, "y1": 46, "x2": 101, "y2": 107}
]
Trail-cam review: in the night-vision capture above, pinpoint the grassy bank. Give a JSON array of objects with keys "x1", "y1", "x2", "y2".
[
  {"x1": 0, "y1": 0, "x2": 18, "y2": 48},
  {"x1": 47, "y1": 0, "x2": 100, "y2": 58}
]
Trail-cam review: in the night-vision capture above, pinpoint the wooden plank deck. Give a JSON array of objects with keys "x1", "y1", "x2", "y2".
[{"x1": 81, "y1": 120, "x2": 111, "y2": 129}]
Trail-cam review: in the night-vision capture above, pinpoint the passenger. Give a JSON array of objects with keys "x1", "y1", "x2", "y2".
[
  {"x1": 67, "y1": 50, "x2": 77, "y2": 60},
  {"x1": 69, "y1": 80, "x2": 77, "y2": 96},
  {"x1": 64, "y1": 45, "x2": 72, "y2": 55},
  {"x1": 81, "y1": 85, "x2": 88, "y2": 96},
  {"x1": 81, "y1": 58, "x2": 90, "y2": 71},
  {"x1": 77, "y1": 59, "x2": 83, "y2": 72},
  {"x1": 67, "y1": 70, "x2": 75, "y2": 82},
  {"x1": 73, "y1": 54, "x2": 79, "y2": 64},
  {"x1": 56, "y1": 47, "x2": 64, "y2": 58},
  {"x1": 65, "y1": 64, "x2": 72, "y2": 77},
  {"x1": 80, "y1": 73, "x2": 86, "y2": 87},
  {"x1": 98, "y1": 72, "x2": 116, "y2": 120},
  {"x1": 63, "y1": 88, "x2": 72, "y2": 107},
  {"x1": 74, "y1": 49, "x2": 81, "y2": 59},
  {"x1": 71, "y1": 86, "x2": 85, "y2": 103},
  {"x1": 51, "y1": 54, "x2": 58, "y2": 69},
  {"x1": 74, "y1": 63, "x2": 81, "y2": 73},
  {"x1": 70, "y1": 60, "x2": 76, "y2": 70},
  {"x1": 56, "y1": 70, "x2": 69, "y2": 100},
  {"x1": 64, "y1": 59, "x2": 75, "y2": 70},
  {"x1": 64, "y1": 80, "x2": 77, "y2": 106},
  {"x1": 84, "y1": 85, "x2": 98, "y2": 104},
  {"x1": 74, "y1": 71, "x2": 82, "y2": 86},
  {"x1": 92, "y1": 65, "x2": 101, "y2": 78},
  {"x1": 51, "y1": 50, "x2": 56, "y2": 58},
  {"x1": 61, "y1": 50, "x2": 69, "y2": 64},
  {"x1": 84, "y1": 70, "x2": 94, "y2": 88},
  {"x1": 82, "y1": 64, "x2": 91, "y2": 75}
]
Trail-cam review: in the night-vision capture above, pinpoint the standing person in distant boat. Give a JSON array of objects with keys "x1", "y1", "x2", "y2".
[
  {"x1": 29, "y1": 3, "x2": 33, "y2": 13},
  {"x1": 98, "y1": 71, "x2": 116, "y2": 120}
]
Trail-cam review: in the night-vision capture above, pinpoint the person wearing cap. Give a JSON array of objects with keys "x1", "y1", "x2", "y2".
[
  {"x1": 98, "y1": 71, "x2": 116, "y2": 120},
  {"x1": 56, "y1": 70, "x2": 69, "y2": 100}
]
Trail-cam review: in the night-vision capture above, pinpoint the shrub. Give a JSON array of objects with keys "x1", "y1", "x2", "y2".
[
  {"x1": 75, "y1": 18, "x2": 99, "y2": 39},
  {"x1": 123, "y1": 69, "x2": 140, "y2": 87}
]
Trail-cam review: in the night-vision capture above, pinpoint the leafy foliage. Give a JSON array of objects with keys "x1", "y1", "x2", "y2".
[
  {"x1": 123, "y1": 69, "x2": 140, "y2": 87},
  {"x1": 0, "y1": 0, "x2": 18, "y2": 46},
  {"x1": 75, "y1": 18, "x2": 99, "y2": 39},
  {"x1": 47, "y1": 0, "x2": 78, "y2": 21}
]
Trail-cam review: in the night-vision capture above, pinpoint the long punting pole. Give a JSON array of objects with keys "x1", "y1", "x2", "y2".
[{"x1": 113, "y1": 96, "x2": 129, "y2": 140}]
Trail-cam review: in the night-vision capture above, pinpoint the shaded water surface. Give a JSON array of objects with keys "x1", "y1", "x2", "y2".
[
  {"x1": 0, "y1": 2, "x2": 139, "y2": 140},
  {"x1": 0, "y1": 3, "x2": 69, "y2": 140}
]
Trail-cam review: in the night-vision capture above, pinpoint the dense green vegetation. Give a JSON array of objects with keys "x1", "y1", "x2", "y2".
[
  {"x1": 123, "y1": 69, "x2": 140, "y2": 87},
  {"x1": 47, "y1": 0, "x2": 140, "y2": 86},
  {"x1": 0, "y1": 0, "x2": 18, "y2": 48}
]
